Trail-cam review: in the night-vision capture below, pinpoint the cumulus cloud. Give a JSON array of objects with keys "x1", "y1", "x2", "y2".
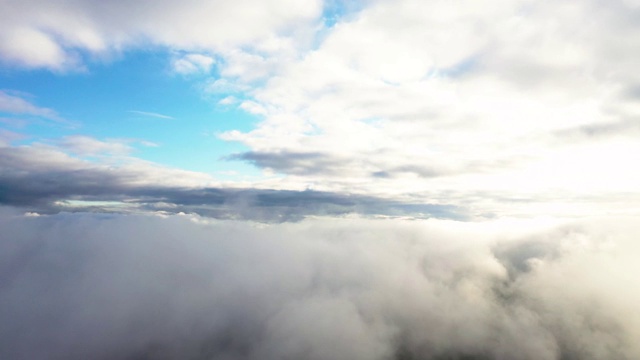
[
  {"x1": 209, "y1": 0, "x2": 640, "y2": 217},
  {"x1": 0, "y1": 210, "x2": 639, "y2": 359},
  {"x1": 0, "y1": 0, "x2": 323, "y2": 71}
]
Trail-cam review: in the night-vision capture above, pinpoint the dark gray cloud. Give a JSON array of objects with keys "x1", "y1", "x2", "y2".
[
  {"x1": 229, "y1": 150, "x2": 527, "y2": 182},
  {"x1": 0, "y1": 211, "x2": 639, "y2": 359},
  {"x1": 0, "y1": 145, "x2": 462, "y2": 221},
  {"x1": 131, "y1": 188, "x2": 462, "y2": 222},
  {"x1": 229, "y1": 151, "x2": 448, "y2": 179},
  {"x1": 226, "y1": 151, "x2": 349, "y2": 176}
]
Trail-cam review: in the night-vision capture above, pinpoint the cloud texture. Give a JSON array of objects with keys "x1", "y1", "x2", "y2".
[
  {"x1": 2, "y1": 1, "x2": 640, "y2": 359},
  {"x1": 1, "y1": 210, "x2": 639, "y2": 359},
  {"x1": 215, "y1": 0, "x2": 640, "y2": 216},
  {"x1": 0, "y1": 142, "x2": 459, "y2": 221},
  {"x1": 3, "y1": 0, "x2": 640, "y2": 217},
  {"x1": 0, "y1": 0, "x2": 321, "y2": 71}
]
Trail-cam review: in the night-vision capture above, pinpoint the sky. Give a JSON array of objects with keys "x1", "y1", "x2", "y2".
[
  {"x1": 2, "y1": 0, "x2": 640, "y2": 359},
  {"x1": 2, "y1": 0, "x2": 639, "y2": 219}
]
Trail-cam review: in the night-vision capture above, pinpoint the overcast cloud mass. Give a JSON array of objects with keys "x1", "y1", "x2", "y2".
[
  {"x1": 1, "y1": 0, "x2": 640, "y2": 359},
  {"x1": 2, "y1": 211, "x2": 640, "y2": 359}
]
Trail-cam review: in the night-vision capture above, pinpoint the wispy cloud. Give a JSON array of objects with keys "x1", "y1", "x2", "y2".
[
  {"x1": 57, "y1": 135, "x2": 133, "y2": 156},
  {"x1": 0, "y1": 129, "x2": 25, "y2": 146},
  {"x1": 128, "y1": 110, "x2": 175, "y2": 120},
  {"x1": 172, "y1": 53, "x2": 215, "y2": 75},
  {"x1": 0, "y1": 90, "x2": 63, "y2": 122}
]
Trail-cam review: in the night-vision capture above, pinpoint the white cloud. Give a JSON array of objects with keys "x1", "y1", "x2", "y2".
[
  {"x1": 58, "y1": 135, "x2": 133, "y2": 156},
  {"x1": 203, "y1": 78, "x2": 251, "y2": 94},
  {"x1": 1, "y1": 211, "x2": 640, "y2": 359},
  {"x1": 0, "y1": 0, "x2": 323, "y2": 71},
  {"x1": 239, "y1": 100, "x2": 268, "y2": 115},
  {"x1": 172, "y1": 53, "x2": 215, "y2": 75},
  {"x1": 218, "y1": 96, "x2": 239, "y2": 106},
  {"x1": 128, "y1": 110, "x2": 174, "y2": 120},
  {"x1": 0, "y1": 129, "x2": 24, "y2": 146},
  {"x1": 0, "y1": 27, "x2": 76, "y2": 70},
  {"x1": 3, "y1": 0, "x2": 640, "y2": 218},
  {"x1": 218, "y1": 49, "x2": 278, "y2": 82},
  {"x1": 214, "y1": 0, "x2": 640, "y2": 217}
]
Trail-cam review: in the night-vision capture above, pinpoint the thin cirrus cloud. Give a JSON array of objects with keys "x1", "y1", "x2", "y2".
[
  {"x1": 171, "y1": 53, "x2": 215, "y2": 75},
  {"x1": 58, "y1": 135, "x2": 134, "y2": 155},
  {"x1": 0, "y1": 90, "x2": 62, "y2": 121},
  {"x1": 128, "y1": 110, "x2": 175, "y2": 120}
]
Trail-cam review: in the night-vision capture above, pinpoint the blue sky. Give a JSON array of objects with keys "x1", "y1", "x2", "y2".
[
  {"x1": 0, "y1": 49, "x2": 263, "y2": 178},
  {"x1": 0, "y1": 1, "x2": 364, "y2": 182}
]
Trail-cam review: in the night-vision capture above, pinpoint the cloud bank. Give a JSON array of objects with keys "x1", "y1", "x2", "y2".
[
  {"x1": 1, "y1": 210, "x2": 639, "y2": 359},
  {"x1": 0, "y1": 142, "x2": 459, "y2": 221}
]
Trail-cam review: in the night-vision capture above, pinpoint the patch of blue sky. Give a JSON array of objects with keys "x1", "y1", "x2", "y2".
[
  {"x1": 322, "y1": 0, "x2": 367, "y2": 28},
  {"x1": 311, "y1": 0, "x2": 368, "y2": 50},
  {"x1": 0, "y1": 49, "x2": 262, "y2": 179}
]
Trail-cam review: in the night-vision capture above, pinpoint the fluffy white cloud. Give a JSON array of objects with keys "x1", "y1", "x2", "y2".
[
  {"x1": 217, "y1": 0, "x2": 640, "y2": 217},
  {"x1": 0, "y1": 0, "x2": 323, "y2": 70}
]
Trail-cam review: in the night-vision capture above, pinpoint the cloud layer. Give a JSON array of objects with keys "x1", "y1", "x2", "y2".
[
  {"x1": 0, "y1": 142, "x2": 460, "y2": 221},
  {"x1": 1, "y1": 210, "x2": 639, "y2": 359},
  {"x1": 2, "y1": 2, "x2": 640, "y2": 359}
]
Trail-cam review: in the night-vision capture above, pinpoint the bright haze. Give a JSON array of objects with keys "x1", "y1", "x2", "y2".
[{"x1": 1, "y1": 1, "x2": 640, "y2": 359}]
